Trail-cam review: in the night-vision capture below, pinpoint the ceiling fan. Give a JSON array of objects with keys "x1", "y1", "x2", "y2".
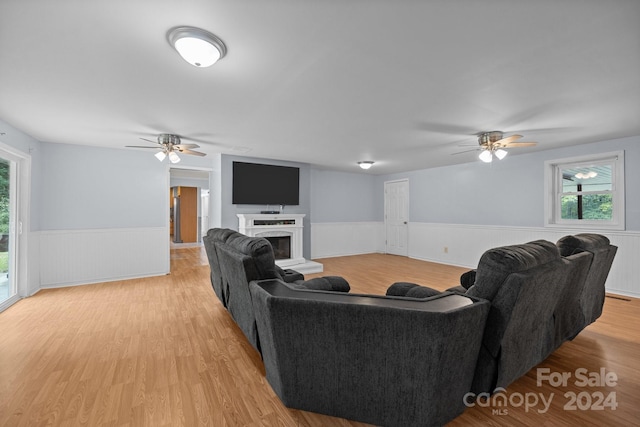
[
  {"x1": 126, "y1": 133, "x2": 206, "y2": 163},
  {"x1": 453, "y1": 131, "x2": 537, "y2": 163}
]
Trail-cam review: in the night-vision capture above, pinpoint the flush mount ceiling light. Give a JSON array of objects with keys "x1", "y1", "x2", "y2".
[
  {"x1": 167, "y1": 26, "x2": 227, "y2": 67},
  {"x1": 358, "y1": 161, "x2": 375, "y2": 170}
]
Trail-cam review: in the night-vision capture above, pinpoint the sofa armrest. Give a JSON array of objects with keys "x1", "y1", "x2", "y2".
[{"x1": 278, "y1": 266, "x2": 304, "y2": 283}]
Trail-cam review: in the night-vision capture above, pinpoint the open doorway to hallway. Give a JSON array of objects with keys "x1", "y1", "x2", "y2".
[{"x1": 168, "y1": 168, "x2": 211, "y2": 250}]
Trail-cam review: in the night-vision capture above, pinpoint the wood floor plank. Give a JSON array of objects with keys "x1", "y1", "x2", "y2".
[{"x1": 0, "y1": 248, "x2": 638, "y2": 426}]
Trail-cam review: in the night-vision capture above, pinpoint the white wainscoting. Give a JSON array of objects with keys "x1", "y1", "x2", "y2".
[
  {"x1": 37, "y1": 227, "x2": 170, "y2": 289},
  {"x1": 311, "y1": 222, "x2": 384, "y2": 259},
  {"x1": 310, "y1": 221, "x2": 639, "y2": 298},
  {"x1": 408, "y1": 223, "x2": 639, "y2": 298}
]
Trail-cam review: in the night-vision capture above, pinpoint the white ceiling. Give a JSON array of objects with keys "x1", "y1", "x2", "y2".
[{"x1": 1, "y1": 0, "x2": 638, "y2": 174}]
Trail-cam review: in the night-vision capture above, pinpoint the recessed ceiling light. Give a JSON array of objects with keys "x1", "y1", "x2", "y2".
[
  {"x1": 358, "y1": 161, "x2": 375, "y2": 170},
  {"x1": 167, "y1": 26, "x2": 227, "y2": 67}
]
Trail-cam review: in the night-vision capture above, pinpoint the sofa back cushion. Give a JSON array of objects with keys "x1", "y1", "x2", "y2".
[
  {"x1": 216, "y1": 243, "x2": 262, "y2": 351},
  {"x1": 225, "y1": 233, "x2": 281, "y2": 280},
  {"x1": 467, "y1": 240, "x2": 560, "y2": 301},
  {"x1": 556, "y1": 233, "x2": 617, "y2": 324},
  {"x1": 465, "y1": 240, "x2": 569, "y2": 392},
  {"x1": 557, "y1": 233, "x2": 610, "y2": 256},
  {"x1": 203, "y1": 228, "x2": 240, "y2": 305},
  {"x1": 553, "y1": 251, "x2": 593, "y2": 346}
]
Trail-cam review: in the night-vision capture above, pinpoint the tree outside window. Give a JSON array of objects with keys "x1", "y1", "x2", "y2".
[{"x1": 0, "y1": 160, "x2": 8, "y2": 274}]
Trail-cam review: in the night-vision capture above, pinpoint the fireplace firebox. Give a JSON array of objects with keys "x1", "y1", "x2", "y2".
[
  {"x1": 266, "y1": 236, "x2": 291, "y2": 260},
  {"x1": 237, "y1": 214, "x2": 306, "y2": 268}
]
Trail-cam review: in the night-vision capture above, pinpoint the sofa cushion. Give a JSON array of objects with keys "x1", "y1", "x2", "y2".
[
  {"x1": 557, "y1": 233, "x2": 611, "y2": 256},
  {"x1": 226, "y1": 234, "x2": 281, "y2": 280},
  {"x1": 386, "y1": 281, "x2": 421, "y2": 296},
  {"x1": 301, "y1": 276, "x2": 350, "y2": 292},
  {"x1": 405, "y1": 285, "x2": 442, "y2": 298},
  {"x1": 467, "y1": 240, "x2": 560, "y2": 301},
  {"x1": 203, "y1": 228, "x2": 241, "y2": 305},
  {"x1": 557, "y1": 234, "x2": 617, "y2": 325}
]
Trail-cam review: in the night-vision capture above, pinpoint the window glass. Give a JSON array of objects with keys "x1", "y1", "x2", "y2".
[
  {"x1": 545, "y1": 151, "x2": 624, "y2": 230},
  {"x1": 559, "y1": 164, "x2": 613, "y2": 220}
]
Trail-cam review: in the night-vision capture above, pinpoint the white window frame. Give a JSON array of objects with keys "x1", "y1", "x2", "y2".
[{"x1": 544, "y1": 150, "x2": 625, "y2": 230}]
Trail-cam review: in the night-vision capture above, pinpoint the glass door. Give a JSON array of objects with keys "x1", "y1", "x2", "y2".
[{"x1": 0, "y1": 156, "x2": 15, "y2": 305}]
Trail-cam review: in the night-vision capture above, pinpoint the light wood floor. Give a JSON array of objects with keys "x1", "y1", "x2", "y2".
[{"x1": 0, "y1": 248, "x2": 638, "y2": 426}]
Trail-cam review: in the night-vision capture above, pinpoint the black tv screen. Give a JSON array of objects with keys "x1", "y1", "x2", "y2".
[{"x1": 232, "y1": 162, "x2": 300, "y2": 205}]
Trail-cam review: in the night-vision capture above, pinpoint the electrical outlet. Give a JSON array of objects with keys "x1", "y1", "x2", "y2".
[{"x1": 444, "y1": 246, "x2": 448, "y2": 254}]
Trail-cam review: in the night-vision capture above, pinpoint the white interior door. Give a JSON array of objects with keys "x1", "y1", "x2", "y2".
[{"x1": 384, "y1": 179, "x2": 409, "y2": 256}]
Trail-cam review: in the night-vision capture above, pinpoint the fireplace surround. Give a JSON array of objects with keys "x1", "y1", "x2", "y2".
[{"x1": 237, "y1": 214, "x2": 307, "y2": 268}]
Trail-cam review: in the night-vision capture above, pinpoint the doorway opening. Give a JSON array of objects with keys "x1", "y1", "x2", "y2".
[{"x1": 168, "y1": 167, "x2": 211, "y2": 254}]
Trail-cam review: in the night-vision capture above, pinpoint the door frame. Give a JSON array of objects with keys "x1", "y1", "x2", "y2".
[{"x1": 166, "y1": 165, "x2": 212, "y2": 268}]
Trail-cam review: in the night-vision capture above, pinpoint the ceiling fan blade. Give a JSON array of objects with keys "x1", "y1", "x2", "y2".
[
  {"x1": 173, "y1": 143, "x2": 200, "y2": 150},
  {"x1": 503, "y1": 142, "x2": 537, "y2": 147},
  {"x1": 179, "y1": 149, "x2": 207, "y2": 157},
  {"x1": 495, "y1": 134, "x2": 523, "y2": 145},
  {"x1": 139, "y1": 137, "x2": 159, "y2": 144},
  {"x1": 126, "y1": 145, "x2": 162, "y2": 149}
]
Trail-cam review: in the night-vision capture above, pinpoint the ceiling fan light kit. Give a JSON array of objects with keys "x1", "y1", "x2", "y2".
[
  {"x1": 479, "y1": 150, "x2": 493, "y2": 163},
  {"x1": 168, "y1": 151, "x2": 181, "y2": 163},
  {"x1": 494, "y1": 148, "x2": 508, "y2": 160},
  {"x1": 460, "y1": 131, "x2": 538, "y2": 163},
  {"x1": 167, "y1": 26, "x2": 227, "y2": 67}
]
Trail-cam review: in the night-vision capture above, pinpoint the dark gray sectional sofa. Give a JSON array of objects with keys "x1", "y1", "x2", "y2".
[
  {"x1": 202, "y1": 228, "x2": 349, "y2": 351},
  {"x1": 387, "y1": 233, "x2": 617, "y2": 395},
  {"x1": 203, "y1": 230, "x2": 616, "y2": 426},
  {"x1": 250, "y1": 280, "x2": 489, "y2": 427}
]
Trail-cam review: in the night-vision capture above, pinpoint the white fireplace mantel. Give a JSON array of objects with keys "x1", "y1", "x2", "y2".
[{"x1": 237, "y1": 214, "x2": 322, "y2": 273}]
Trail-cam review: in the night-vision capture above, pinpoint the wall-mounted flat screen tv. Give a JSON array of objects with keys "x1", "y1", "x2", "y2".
[{"x1": 232, "y1": 161, "x2": 300, "y2": 205}]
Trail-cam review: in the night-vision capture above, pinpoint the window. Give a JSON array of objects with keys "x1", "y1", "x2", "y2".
[{"x1": 545, "y1": 151, "x2": 624, "y2": 230}]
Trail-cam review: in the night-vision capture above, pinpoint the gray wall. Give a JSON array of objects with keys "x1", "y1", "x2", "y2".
[
  {"x1": 38, "y1": 143, "x2": 167, "y2": 230},
  {"x1": 310, "y1": 168, "x2": 378, "y2": 222},
  {"x1": 309, "y1": 135, "x2": 639, "y2": 232},
  {"x1": 376, "y1": 136, "x2": 640, "y2": 230}
]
